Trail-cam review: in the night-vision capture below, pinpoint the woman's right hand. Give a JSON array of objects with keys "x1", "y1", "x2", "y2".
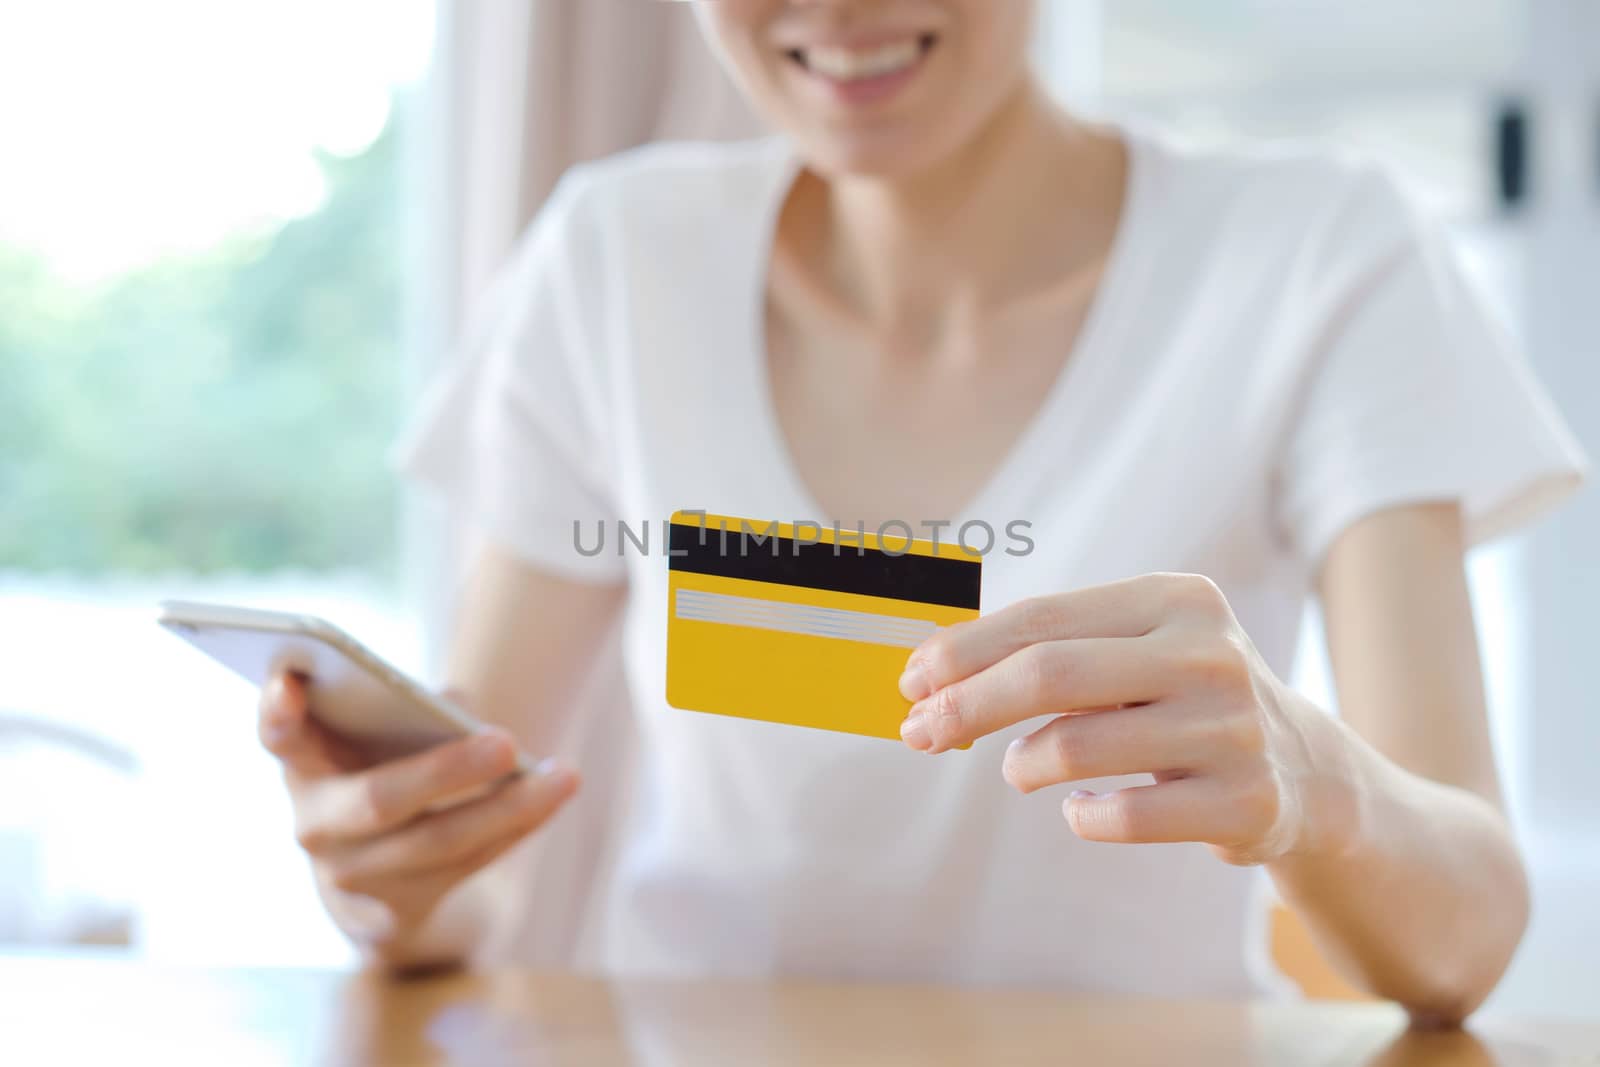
[{"x1": 256, "y1": 670, "x2": 579, "y2": 964}]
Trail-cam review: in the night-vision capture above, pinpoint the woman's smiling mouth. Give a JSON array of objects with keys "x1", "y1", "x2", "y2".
[{"x1": 785, "y1": 34, "x2": 938, "y2": 105}]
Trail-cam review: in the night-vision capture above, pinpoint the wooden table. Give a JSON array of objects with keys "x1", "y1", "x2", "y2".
[{"x1": 1, "y1": 956, "x2": 1594, "y2": 1066}]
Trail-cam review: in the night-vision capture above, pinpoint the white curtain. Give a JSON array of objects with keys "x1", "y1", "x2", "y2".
[
  {"x1": 440, "y1": 0, "x2": 761, "y2": 325},
  {"x1": 409, "y1": 0, "x2": 761, "y2": 968}
]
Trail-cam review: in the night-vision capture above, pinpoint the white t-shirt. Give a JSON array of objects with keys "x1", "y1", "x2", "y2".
[{"x1": 393, "y1": 125, "x2": 1587, "y2": 995}]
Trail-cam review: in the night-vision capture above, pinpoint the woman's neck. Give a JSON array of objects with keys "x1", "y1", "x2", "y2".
[{"x1": 779, "y1": 77, "x2": 1125, "y2": 349}]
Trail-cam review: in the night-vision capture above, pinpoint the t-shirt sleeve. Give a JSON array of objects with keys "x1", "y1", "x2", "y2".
[
  {"x1": 1275, "y1": 172, "x2": 1589, "y2": 572},
  {"x1": 387, "y1": 173, "x2": 627, "y2": 584}
]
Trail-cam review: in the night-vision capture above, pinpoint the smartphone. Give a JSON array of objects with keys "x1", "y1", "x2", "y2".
[{"x1": 157, "y1": 599, "x2": 530, "y2": 772}]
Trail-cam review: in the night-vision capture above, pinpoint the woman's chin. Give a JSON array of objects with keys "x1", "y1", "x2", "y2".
[{"x1": 795, "y1": 128, "x2": 959, "y2": 181}]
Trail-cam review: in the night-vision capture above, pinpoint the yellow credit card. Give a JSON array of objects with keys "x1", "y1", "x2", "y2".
[{"x1": 666, "y1": 511, "x2": 982, "y2": 741}]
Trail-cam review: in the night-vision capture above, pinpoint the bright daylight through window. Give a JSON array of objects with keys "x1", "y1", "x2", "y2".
[{"x1": 0, "y1": 0, "x2": 433, "y2": 963}]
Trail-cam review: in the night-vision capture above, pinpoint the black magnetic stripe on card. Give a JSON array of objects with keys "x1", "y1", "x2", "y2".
[{"x1": 667, "y1": 522, "x2": 981, "y2": 610}]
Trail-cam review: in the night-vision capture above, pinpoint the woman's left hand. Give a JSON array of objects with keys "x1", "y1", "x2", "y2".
[{"x1": 897, "y1": 572, "x2": 1354, "y2": 867}]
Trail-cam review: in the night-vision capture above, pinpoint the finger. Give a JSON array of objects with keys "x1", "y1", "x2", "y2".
[
  {"x1": 323, "y1": 764, "x2": 578, "y2": 892},
  {"x1": 901, "y1": 637, "x2": 1172, "y2": 754},
  {"x1": 258, "y1": 671, "x2": 353, "y2": 779},
  {"x1": 339, "y1": 813, "x2": 554, "y2": 930},
  {"x1": 899, "y1": 573, "x2": 1230, "y2": 701},
  {"x1": 295, "y1": 730, "x2": 524, "y2": 849},
  {"x1": 351, "y1": 829, "x2": 531, "y2": 928},
  {"x1": 1064, "y1": 776, "x2": 1253, "y2": 849},
  {"x1": 396, "y1": 815, "x2": 542, "y2": 905},
  {"x1": 1001, "y1": 702, "x2": 1228, "y2": 793}
]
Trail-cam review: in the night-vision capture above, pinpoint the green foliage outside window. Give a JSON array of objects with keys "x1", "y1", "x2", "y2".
[{"x1": 0, "y1": 119, "x2": 405, "y2": 577}]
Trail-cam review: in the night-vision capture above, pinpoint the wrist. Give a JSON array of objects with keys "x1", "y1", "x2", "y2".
[
  {"x1": 352, "y1": 904, "x2": 474, "y2": 976},
  {"x1": 318, "y1": 875, "x2": 475, "y2": 975},
  {"x1": 1279, "y1": 690, "x2": 1373, "y2": 866}
]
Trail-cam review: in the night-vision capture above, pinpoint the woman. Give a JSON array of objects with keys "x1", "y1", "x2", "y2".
[{"x1": 259, "y1": 0, "x2": 1586, "y2": 1021}]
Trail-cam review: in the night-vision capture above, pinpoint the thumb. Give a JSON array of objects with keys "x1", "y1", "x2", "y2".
[{"x1": 258, "y1": 671, "x2": 349, "y2": 778}]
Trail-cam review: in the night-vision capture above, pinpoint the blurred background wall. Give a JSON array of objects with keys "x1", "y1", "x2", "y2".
[{"x1": 1, "y1": 0, "x2": 1593, "y2": 1019}]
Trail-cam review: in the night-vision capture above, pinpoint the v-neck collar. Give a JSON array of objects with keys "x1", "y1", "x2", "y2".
[{"x1": 739, "y1": 126, "x2": 1157, "y2": 528}]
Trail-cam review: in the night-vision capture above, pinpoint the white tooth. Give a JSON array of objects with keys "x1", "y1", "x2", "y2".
[{"x1": 802, "y1": 39, "x2": 920, "y2": 81}]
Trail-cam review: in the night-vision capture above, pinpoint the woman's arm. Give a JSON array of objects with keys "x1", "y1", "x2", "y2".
[
  {"x1": 382, "y1": 541, "x2": 627, "y2": 970},
  {"x1": 893, "y1": 501, "x2": 1526, "y2": 1023},
  {"x1": 444, "y1": 541, "x2": 628, "y2": 759},
  {"x1": 1268, "y1": 500, "x2": 1527, "y2": 1022}
]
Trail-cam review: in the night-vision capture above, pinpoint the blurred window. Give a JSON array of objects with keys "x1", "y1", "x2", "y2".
[
  {"x1": 1100, "y1": 0, "x2": 1521, "y2": 218},
  {"x1": 0, "y1": 0, "x2": 434, "y2": 964}
]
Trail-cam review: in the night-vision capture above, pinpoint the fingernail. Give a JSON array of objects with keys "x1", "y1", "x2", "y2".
[
  {"x1": 900, "y1": 712, "x2": 931, "y2": 751},
  {"x1": 1069, "y1": 789, "x2": 1096, "y2": 800},
  {"x1": 262, "y1": 681, "x2": 294, "y2": 736},
  {"x1": 533, "y1": 758, "x2": 576, "y2": 790},
  {"x1": 533, "y1": 756, "x2": 567, "y2": 779},
  {"x1": 898, "y1": 665, "x2": 932, "y2": 702}
]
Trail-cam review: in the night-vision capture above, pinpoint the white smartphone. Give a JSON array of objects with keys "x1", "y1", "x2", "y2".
[{"x1": 157, "y1": 599, "x2": 530, "y2": 772}]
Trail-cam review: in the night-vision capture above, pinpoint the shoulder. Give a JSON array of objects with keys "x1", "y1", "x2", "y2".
[
  {"x1": 493, "y1": 137, "x2": 789, "y2": 347},
  {"x1": 541, "y1": 136, "x2": 793, "y2": 250},
  {"x1": 487, "y1": 138, "x2": 789, "y2": 390},
  {"x1": 1132, "y1": 125, "x2": 1429, "y2": 280}
]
